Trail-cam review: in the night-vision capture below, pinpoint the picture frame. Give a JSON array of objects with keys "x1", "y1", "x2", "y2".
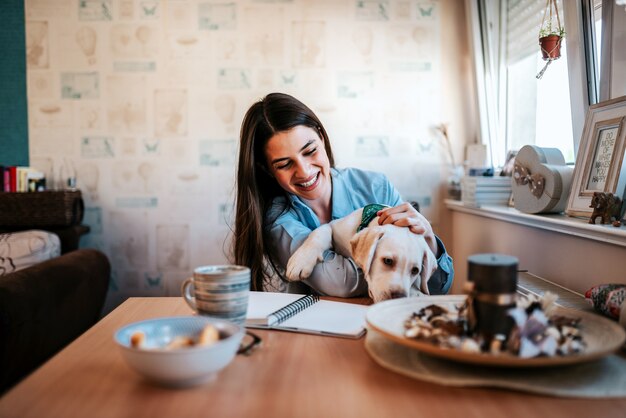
[{"x1": 566, "y1": 96, "x2": 626, "y2": 218}]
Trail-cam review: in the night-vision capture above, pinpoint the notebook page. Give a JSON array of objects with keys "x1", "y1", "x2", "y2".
[
  {"x1": 246, "y1": 292, "x2": 305, "y2": 325},
  {"x1": 278, "y1": 300, "x2": 367, "y2": 337}
]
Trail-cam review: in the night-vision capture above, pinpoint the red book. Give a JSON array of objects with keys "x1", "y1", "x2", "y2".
[{"x1": 9, "y1": 166, "x2": 17, "y2": 192}]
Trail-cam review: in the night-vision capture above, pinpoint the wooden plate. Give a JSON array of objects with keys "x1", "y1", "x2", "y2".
[{"x1": 366, "y1": 295, "x2": 626, "y2": 368}]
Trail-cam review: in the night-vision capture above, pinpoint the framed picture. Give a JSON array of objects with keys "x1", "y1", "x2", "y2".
[{"x1": 566, "y1": 96, "x2": 626, "y2": 217}]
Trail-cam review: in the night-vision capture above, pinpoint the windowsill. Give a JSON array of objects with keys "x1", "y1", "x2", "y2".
[{"x1": 445, "y1": 199, "x2": 626, "y2": 248}]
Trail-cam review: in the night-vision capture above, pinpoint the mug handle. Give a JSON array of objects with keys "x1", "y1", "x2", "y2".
[{"x1": 181, "y1": 278, "x2": 196, "y2": 311}]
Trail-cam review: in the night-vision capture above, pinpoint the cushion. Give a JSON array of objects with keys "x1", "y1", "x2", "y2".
[
  {"x1": 0, "y1": 230, "x2": 61, "y2": 276},
  {"x1": 585, "y1": 284, "x2": 626, "y2": 327}
]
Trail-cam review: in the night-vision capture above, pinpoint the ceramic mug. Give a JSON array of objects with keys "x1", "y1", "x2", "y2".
[{"x1": 182, "y1": 265, "x2": 251, "y2": 326}]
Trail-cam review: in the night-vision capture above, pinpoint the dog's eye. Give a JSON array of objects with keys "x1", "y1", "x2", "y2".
[
  {"x1": 383, "y1": 257, "x2": 393, "y2": 266},
  {"x1": 411, "y1": 267, "x2": 420, "y2": 276}
]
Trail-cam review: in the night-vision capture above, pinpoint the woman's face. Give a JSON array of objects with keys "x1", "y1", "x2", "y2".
[{"x1": 264, "y1": 125, "x2": 331, "y2": 204}]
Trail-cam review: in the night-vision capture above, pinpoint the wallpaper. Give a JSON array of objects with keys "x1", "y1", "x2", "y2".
[{"x1": 25, "y1": 0, "x2": 445, "y2": 312}]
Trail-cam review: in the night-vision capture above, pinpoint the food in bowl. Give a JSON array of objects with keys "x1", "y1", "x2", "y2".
[
  {"x1": 115, "y1": 316, "x2": 244, "y2": 387},
  {"x1": 403, "y1": 292, "x2": 586, "y2": 358},
  {"x1": 129, "y1": 323, "x2": 220, "y2": 349}
]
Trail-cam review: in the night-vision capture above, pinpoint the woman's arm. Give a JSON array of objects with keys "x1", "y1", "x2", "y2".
[
  {"x1": 266, "y1": 169, "x2": 454, "y2": 296},
  {"x1": 428, "y1": 236, "x2": 454, "y2": 294},
  {"x1": 268, "y1": 215, "x2": 368, "y2": 297},
  {"x1": 269, "y1": 206, "x2": 453, "y2": 296}
]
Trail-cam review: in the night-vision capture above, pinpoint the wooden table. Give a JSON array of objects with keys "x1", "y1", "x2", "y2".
[{"x1": 1, "y1": 297, "x2": 625, "y2": 418}]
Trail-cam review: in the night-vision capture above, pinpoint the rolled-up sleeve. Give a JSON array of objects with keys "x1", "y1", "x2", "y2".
[
  {"x1": 269, "y1": 215, "x2": 367, "y2": 298},
  {"x1": 427, "y1": 236, "x2": 454, "y2": 295}
]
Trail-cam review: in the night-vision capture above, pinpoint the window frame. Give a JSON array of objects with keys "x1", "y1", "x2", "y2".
[{"x1": 563, "y1": 0, "x2": 593, "y2": 155}]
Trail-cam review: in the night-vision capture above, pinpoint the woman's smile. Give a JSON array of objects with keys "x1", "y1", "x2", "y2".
[{"x1": 295, "y1": 172, "x2": 319, "y2": 190}]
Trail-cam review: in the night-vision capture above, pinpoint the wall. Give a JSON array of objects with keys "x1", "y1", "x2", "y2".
[
  {"x1": 0, "y1": 0, "x2": 29, "y2": 166},
  {"x1": 23, "y1": 0, "x2": 473, "y2": 311},
  {"x1": 435, "y1": 0, "x2": 476, "y2": 249}
]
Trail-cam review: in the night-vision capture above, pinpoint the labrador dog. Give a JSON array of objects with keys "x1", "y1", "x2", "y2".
[{"x1": 286, "y1": 207, "x2": 437, "y2": 302}]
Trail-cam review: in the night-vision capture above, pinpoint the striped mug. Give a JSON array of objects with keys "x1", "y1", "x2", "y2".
[{"x1": 182, "y1": 265, "x2": 250, "y2": 326}]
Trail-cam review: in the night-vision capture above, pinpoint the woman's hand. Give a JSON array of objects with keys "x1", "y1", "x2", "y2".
[{"x1": 377, "y1": 202, "x2": 438, "y2": 255}]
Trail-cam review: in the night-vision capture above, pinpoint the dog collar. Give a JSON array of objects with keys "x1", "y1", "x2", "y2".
[{"x1": 357, "y1": 204, "x2": 389, "y2": 232}]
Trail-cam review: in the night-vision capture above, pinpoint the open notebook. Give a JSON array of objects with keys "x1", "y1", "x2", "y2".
[{"x1": 245, "y1": 291, "x2": 368, "y2": 339}]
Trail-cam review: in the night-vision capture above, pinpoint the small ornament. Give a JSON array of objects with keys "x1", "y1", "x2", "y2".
[{"x1": 588, "y1": 192, "x2": 622, "y2": 225}]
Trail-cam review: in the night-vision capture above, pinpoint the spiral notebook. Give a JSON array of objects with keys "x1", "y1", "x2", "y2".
[{"x1": 245, "y1": 291, "x2": 368, "y2": 339}]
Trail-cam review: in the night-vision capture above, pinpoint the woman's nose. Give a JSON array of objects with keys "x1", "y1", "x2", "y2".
[{"x1": 293, "y1": 159, "x2": 309, "y2": 177}]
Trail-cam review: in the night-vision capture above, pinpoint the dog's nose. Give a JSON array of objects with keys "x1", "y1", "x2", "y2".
[{"x1": 389, "y1": 290, "x2": 407, "y2": 299}]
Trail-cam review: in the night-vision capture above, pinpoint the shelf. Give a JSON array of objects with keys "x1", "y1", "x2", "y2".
[{"x1": 445, "y1": 199, "x2": 626, "y2": 248}]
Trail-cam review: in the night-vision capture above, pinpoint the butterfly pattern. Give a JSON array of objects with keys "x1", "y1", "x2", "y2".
[
  {"x1": 144, "y1": 272, "x2": 163, "y2": 289},
  {"x1": 141, "y1": 2, "x2": 158, "y2": 18}
]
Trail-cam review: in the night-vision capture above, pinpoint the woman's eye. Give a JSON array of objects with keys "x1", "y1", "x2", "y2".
[
  {"x1": 383, "y1": 258, "x2": 393, "y2": 266},
  {"x1": 303, "y1": 148, "x2": 317, "y2": 156},
  {"x1": 411, "y1": 267, "x2": 420, "y2": 276},
  {"x1": 275, "y1": 161, "x2": 292, "y2": 170}
]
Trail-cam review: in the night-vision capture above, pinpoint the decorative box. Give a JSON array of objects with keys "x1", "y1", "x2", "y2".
[{"x1": 512, "y1": 145, "x2": 574, "y2": 214}]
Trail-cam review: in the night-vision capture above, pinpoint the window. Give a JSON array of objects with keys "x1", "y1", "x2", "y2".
[
  {"x1": 469, "y1": 0, "x2": 610, "y2": 167},
  {"x1": 506, "y1": 0, "x2": 573, "y2": 162}
]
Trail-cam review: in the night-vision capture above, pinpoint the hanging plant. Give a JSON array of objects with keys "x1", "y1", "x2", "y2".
[{"x1": 536, "y1": 0, "x2": 565, "y2": 79}]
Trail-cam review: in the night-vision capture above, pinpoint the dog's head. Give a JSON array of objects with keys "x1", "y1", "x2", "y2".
[{"x1": 349, "y1": 224, "x2": 437, "y2": 303}]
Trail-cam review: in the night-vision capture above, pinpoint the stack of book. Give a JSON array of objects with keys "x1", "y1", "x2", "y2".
[
  {"x1": 0, "y1": 166, "x2": 46, "y2": 192},
  {"x1": 461, "y1": 176, "x2": 512, "y2": 207}
]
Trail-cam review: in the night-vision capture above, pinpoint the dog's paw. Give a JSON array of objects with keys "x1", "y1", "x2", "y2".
[{"x1": 286, "y1": 248, "x2": 322, "y2": 281}]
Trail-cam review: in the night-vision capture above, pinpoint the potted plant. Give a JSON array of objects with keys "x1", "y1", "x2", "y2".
[
  {"x1": 539, "y1": 23, "x2": 565, "y2": 60},
  {"x1": 536, "y1": 0, "x2": 565, "y2": 79}
]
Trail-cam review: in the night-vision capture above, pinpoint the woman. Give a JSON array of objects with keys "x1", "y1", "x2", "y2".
[{"x1": 233, "y1": 92, "x2": 453, "y2": 296}]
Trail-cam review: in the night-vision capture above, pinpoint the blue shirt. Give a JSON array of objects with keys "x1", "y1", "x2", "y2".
[{"x1": 267, "y1": 167, "x2": 454, "y2": 297}]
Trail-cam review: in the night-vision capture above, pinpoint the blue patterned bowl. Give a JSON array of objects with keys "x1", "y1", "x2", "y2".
[{"x1": 114, "y1": 316, "x2": 243, "y2": 387}]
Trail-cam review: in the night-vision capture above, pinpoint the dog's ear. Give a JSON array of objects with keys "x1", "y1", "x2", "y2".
[
  {"x1": 350, "y1": 226, "x2": 385, "y2": 275},
  {"x1": 419, "y1": 249, "x2": 438, "y2": 295}
]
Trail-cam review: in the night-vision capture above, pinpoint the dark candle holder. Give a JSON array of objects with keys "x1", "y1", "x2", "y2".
[{"x1": 465, "y1": 254, "x2": 519, "y2": 344}]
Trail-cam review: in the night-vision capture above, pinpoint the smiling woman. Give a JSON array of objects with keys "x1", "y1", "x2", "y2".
[
  {"x1": 233, "y1": 93, "x2": 336, "y2": 292},
  {"x1": 232, "y1": 93, "x2": 454, "y2": 297}
]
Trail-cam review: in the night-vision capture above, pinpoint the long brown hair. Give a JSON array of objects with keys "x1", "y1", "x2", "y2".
[{"x1": 233, "y1": 93, "x2": 335, "y2": 291}]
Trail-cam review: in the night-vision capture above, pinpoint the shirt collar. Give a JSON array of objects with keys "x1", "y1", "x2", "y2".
[
  {"x1": 330, "y1": 168, "x2": 354, "y2": 220},
  {"x1": 287, "y1": 194, "x2": 320, "y2": 229},
  {"x1": 286, "y1": 168, "x2": 352, "y2": 227}
]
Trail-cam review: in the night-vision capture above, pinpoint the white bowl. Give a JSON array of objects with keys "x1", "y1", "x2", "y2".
[{"x1": 114, "y1": 316, "x2": 244, "y2": 387}]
